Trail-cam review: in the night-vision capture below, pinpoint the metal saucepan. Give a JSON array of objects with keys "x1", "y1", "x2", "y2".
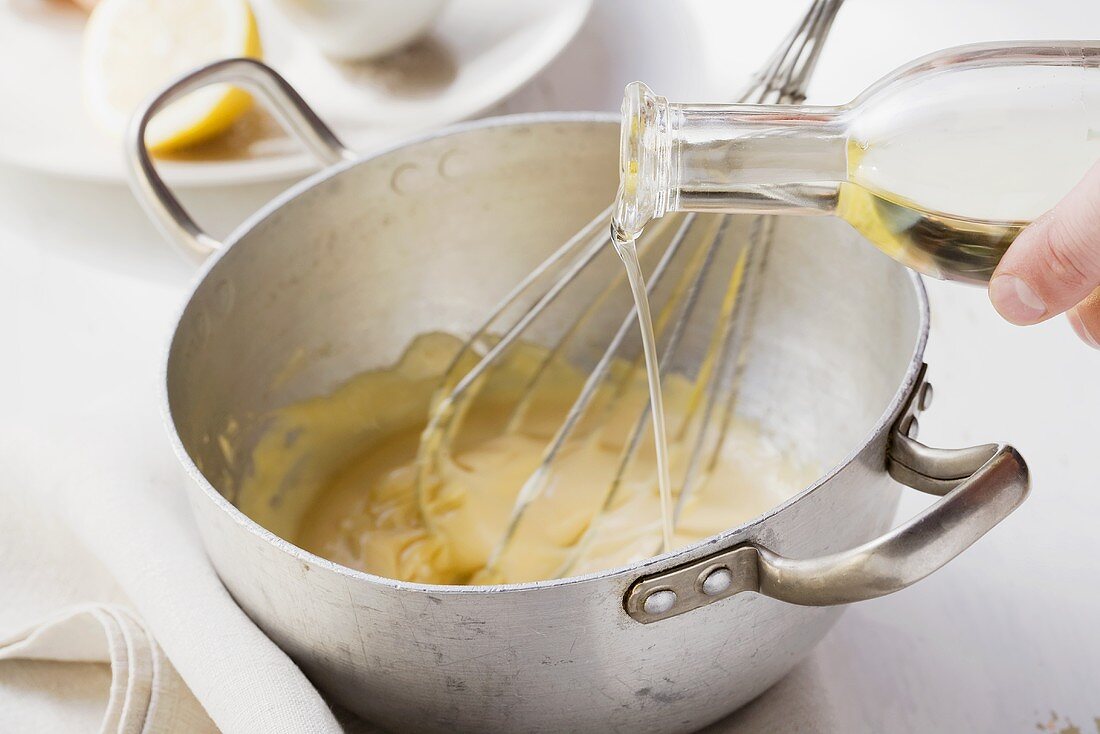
[{"x1": 130, "y1": 59, "x2": 1029, "y2": 733}]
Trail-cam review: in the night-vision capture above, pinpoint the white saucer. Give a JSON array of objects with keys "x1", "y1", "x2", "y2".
[{"x1": 0, "y1": 0, "x2": 591, "y2": 187}]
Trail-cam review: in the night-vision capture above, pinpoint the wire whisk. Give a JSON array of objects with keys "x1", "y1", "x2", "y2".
[{"x1": 415, "y1": 0, "x2": 845, "y2": 583}]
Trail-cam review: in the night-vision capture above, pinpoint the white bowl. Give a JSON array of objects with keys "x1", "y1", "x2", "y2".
[{"x1": 269, "y1": 0, "x2": 447, "y2": 61}]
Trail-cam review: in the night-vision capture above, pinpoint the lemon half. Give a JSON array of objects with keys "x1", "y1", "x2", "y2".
[{"x1": 82, "y1": 0, "x2": 262, "y2": 153}]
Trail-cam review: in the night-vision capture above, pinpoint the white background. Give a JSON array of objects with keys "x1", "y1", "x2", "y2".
[{"x1": 3, "y1": 1, "x2": 1098, "y2": 731}]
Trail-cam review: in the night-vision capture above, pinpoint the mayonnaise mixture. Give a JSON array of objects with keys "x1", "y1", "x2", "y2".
[{"x1": 235, "y1": 333, "x2": 817, "y2": 585}]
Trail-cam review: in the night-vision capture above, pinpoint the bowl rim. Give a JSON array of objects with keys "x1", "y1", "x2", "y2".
[{"x1": 161, "y1": 110, "x2": 930, "y2": 596}]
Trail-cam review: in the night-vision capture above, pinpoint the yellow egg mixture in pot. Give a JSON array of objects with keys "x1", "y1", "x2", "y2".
[{"x1": 234, "y1": 333, "x2": 817, "y2": 585}]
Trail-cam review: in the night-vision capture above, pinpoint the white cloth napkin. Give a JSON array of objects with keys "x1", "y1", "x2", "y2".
[
  {"x1": 0, "y1": 604, "x2": 214, "y2": 733},
  {"x1": 0, "y1": 384, "x2": 343, "y2": 734}
]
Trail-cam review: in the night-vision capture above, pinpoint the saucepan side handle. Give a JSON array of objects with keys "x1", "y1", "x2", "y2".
[
  {"x1": 126, "y1": 57, "x2": 356, "y2": 261},
  {"x1": 624, "y1": 366, "x2": 1030, "y2": 623}
]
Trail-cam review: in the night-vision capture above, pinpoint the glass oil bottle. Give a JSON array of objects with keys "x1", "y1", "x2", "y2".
[{"x1": 615, "y1": 41, "x2": 1100, "y2": 284}]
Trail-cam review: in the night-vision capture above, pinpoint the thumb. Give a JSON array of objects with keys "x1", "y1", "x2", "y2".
[{"x1": 989, "y1": 159, "x2": 1100, "y2": 325}]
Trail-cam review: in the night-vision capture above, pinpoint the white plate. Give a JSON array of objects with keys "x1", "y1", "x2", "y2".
[{"x1": 0, "y1": 0, "x2": 591, "y2": 187}]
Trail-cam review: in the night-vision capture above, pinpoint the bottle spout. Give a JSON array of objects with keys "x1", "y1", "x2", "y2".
[
  {"x1": 615, "y1": 82, "x2": 850, "y2": 230},
  {"x1": 615, "y1": 81, "x2": 673, "y2": 241}
]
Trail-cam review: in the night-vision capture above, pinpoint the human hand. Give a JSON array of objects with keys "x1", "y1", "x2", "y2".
[{"x1": 989, "y1": 159, "x2": 1100, "y2": 349}]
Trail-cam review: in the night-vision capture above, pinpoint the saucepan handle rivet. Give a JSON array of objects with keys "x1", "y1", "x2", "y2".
[
  {"x1": 643, "y1": 589, "x2": 677, "y2": 615},
  {"x1": 701, "y1": 567, "x2": 733, "y2": 596}
]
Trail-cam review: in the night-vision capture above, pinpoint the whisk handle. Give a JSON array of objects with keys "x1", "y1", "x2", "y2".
[{"x1": 126, "y1": 58, "x2": 356, "y2": 262}]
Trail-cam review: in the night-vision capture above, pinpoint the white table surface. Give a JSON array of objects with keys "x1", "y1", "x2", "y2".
[{"x1": 3, "y1": 1, "x2": 1098, "y2": 732}]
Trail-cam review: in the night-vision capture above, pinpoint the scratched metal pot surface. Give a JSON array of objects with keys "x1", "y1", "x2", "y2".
[{"x1": 132, "y1": 60, "x2": 1028, "y2": 734}]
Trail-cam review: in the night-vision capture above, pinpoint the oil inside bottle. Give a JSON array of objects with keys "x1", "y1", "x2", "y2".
[
  {"x1": 835, "y1": 183, "x2": 1025, "y2": 284},
  {"x1": 838, "y1": 141, "x2": 1027, "y2": 283}
]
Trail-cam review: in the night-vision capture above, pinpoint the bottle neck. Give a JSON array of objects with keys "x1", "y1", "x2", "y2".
[{"x1": 616, "y1": 83, "x2": 849, "y2": 239}]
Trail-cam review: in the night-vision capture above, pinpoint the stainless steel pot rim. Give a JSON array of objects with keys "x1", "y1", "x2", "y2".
[{"x1": 160, "y1": 110, "x2": 931, "y2": 596}]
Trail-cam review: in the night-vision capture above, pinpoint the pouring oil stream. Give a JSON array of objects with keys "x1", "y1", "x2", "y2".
[{"x1": 611, "y1": 226, "x2": 674, "y2": 554}]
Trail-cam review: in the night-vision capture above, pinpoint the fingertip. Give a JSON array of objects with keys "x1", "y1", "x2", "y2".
[
  {"x1": 992, "y1": 206, "x2": 1100, "y2": 320},
  {"x1": 989, "y1": 273, "x2": 1047, "y2": 325}
]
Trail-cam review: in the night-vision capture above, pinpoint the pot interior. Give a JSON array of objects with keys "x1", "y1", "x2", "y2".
[{"x1": 166, "y1": 118, "x2": 924, "y2": 552}]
